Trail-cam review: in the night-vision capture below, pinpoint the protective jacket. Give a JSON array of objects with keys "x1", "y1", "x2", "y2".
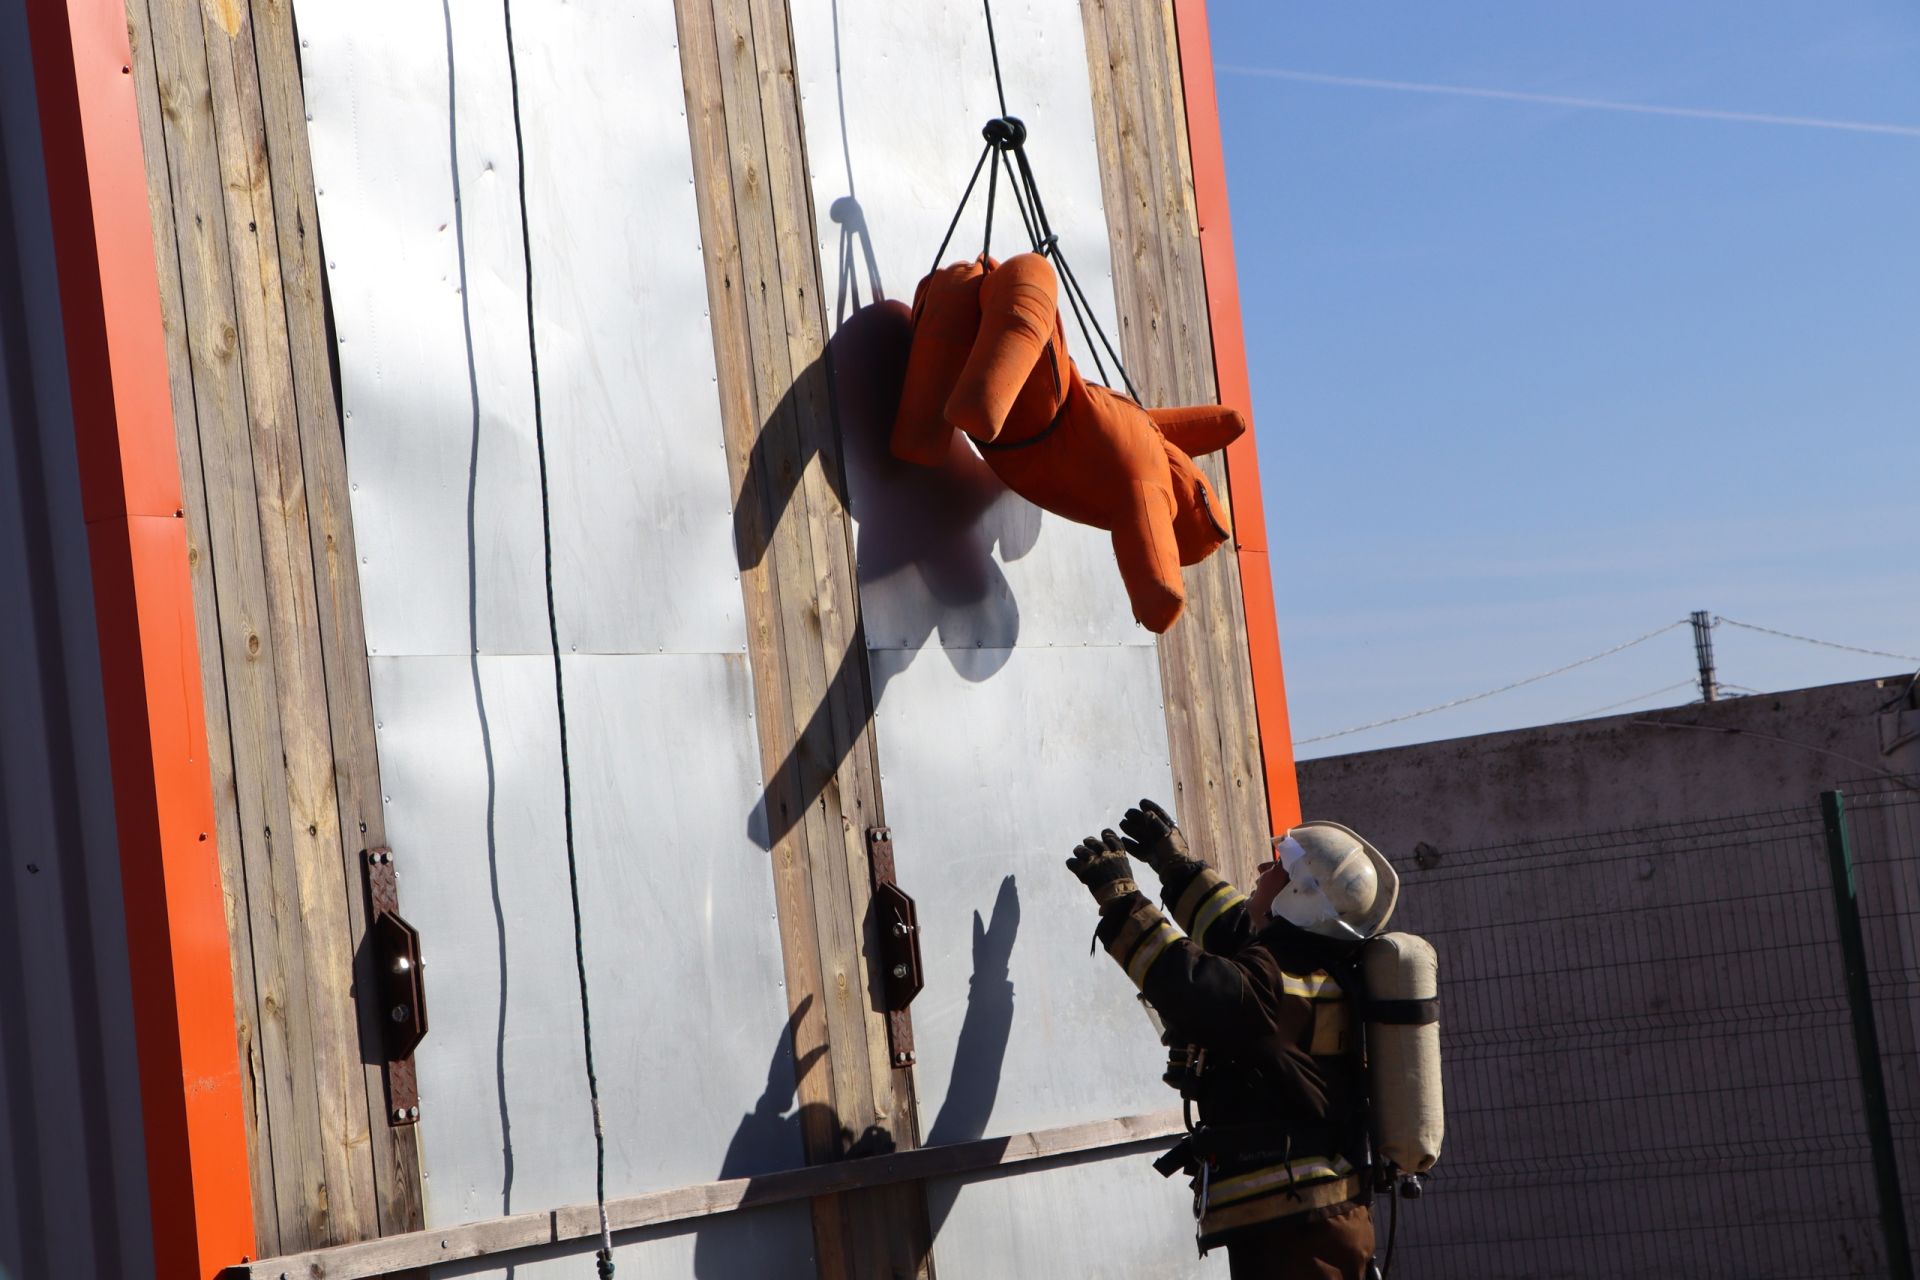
[{"x1": 1096, "y1": 862, "x2": 1369, "y2": 1250}]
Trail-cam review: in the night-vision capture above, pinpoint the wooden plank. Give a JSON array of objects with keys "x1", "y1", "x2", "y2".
[
  {"x1": 227, "y1": 1112, "x2": 1185, "y2": 1280},
  {"x1": 675, "y1": 1, "x2": 930, "y2": 1275},
  {"x1": 196, "y1": 0, "x2": 380, "y2": 1244},
  {"x1": 132, "y1": 0, "x2": 332, "y2": 1248},
  {"x1": 243, "y1": 0, "x2": 426, "y2": 1238},
  {"x1": 1082, "y1": 0, "x2": 1272, "y2": 887},
  {"x1": 122, "y1": 0, "x2": 278, "y2": 1248},
  {"x1": 672, "y1": 1, "x2": 853, "y2": 1271}
]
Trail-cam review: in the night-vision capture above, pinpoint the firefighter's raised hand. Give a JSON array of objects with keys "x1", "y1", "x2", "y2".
[
  {"x1": 1066, "y1": 830, "x2": 1139, "y2": 911},
  {"x1": 1119, "y1": 798, "x2": 1197, "y2": 877}
]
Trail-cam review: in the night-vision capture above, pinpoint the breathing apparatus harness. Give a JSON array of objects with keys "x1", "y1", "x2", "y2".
[{"x1": 1146, "y1": 934, "x2": 1433, "y2": 1278}]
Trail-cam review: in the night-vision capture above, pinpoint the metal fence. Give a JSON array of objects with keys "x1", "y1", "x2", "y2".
[{"x1": 1382, "y1": 784, "x2": 1920, "y2": 1279}]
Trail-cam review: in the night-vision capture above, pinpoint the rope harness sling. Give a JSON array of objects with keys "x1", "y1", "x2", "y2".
[{"x1": 928, "y1": 0, "x2": 1140, "y2": 404}]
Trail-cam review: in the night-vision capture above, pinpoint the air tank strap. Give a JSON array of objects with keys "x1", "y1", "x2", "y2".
[{"x1": 1367, "y1": 997, "x2": 1440, "y2": 1026}]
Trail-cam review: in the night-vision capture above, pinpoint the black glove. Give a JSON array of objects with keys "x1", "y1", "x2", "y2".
[
  {"x1": 1065, "y1": 830, "x2": 1139, "y2": 911},
  {"x1": 1119, "y1": 798, "x2": 1197, "y2": 877}
]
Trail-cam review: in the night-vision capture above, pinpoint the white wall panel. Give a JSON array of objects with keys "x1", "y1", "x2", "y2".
[
  {"x1": 870, "y1": 645, "x2": 1176, "y2": 1136},
  {"x1": 299, "y1": 0, "x2": 742, "y2": 658},
  {"x1": 926, "y1": 1149, "x2": 1221, "y2": 1278},
  {"x1": 300, "y1": 3, "x2": 799, "y2": 1270},
  {"x1": 371, "y1": 656, "x2": 804, "y2": 1221},
  {"x1": 791, "y1": 0, "x2": 1148, "y2": 650}
]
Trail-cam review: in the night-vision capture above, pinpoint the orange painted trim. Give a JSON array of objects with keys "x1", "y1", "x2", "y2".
[
  {"x1": 1169, "y1": 0, "x2": 1301, "y2": 829},
  {"x1": 25, "y1": 1, "x2": 256, "y2": 1276}
]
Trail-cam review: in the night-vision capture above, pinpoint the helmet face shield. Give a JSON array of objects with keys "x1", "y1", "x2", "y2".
[
  {"x1": 1269, "y1": 834, "x2": 1343, "y2": 929},
  {"x1": 1268, "y1": 824, "x2": 1400, "y2": 939}
]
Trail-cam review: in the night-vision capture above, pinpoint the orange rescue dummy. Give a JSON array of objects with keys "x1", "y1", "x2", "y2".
[{"x1": 892, "y1": 252, "x2": 1245, "y2": 633}]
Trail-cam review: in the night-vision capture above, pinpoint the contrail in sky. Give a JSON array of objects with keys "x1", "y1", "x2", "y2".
[{"x1": 1218, "y1": 65, "x2": 1920, "y2": 139}]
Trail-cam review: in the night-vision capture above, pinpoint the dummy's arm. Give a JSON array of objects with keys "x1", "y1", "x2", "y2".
[
  {"x1": 945, "y1": 254, "x2": 1058, "y2": 443},
  {"x1": 1147, "y1": 404, "x2": 1246, "y2": 458}
]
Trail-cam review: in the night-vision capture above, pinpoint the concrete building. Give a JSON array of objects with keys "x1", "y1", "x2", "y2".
[
  {"x1": 1299, "y1": 674, "x2": 1920, "y2": 1278},
  {"x1": 1300, "y1": 673, "x2": 1920, "y2": 851}
]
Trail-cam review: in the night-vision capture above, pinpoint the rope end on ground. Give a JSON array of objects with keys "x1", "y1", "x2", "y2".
[{"x1": 596, "y1": 1247, "x2": 615, "y2": 1278}]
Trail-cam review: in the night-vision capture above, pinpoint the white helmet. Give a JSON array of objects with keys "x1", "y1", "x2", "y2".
[{"x1": 1269, "y1": 821, "x2": 1400, "y2": 941}]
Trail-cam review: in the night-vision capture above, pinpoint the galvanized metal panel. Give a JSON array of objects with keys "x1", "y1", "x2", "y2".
[
  {"x1": 790, "y1": 0, "x2": 1151, "y2": 651},
  {"x1": 297, "y1": 0, "x2": 742, "y2": 658},
  {"x1": 0, "y1": 17, "x2": 156, "y2": 1272},
  {"x1": 369, "y1": 654, "x2": 805, "y2": 1230},
  {"x1": 870, "y1": 644, "x2": 1180, "y2": 1137},
  {"x1": 926, "y1": 1148, "x2": 1216, "y2": 1278}
]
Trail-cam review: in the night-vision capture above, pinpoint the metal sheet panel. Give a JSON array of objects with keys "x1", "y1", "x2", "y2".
[
  {"x1": 0, "y1": 14, "x2": 155, "y2": 1271},
  {"x1": 870, "y1": 644, "x2": 1178, "y2": 1137},
  {"x1": 300, "y1": 1, "x2": 803, "y2": 1266},
  {"x1": 370, "y1": 655, "x2": 805, "y2": 1228},
  {"x1": 297, "y1": 0, "x2": 742, "y2": 658},
  {"x1": 790, "y1": 0, "x2": 1149, "y2": 651},
  {"x1": 925, "y1": 1149, "x2": 1215, "y2": 1278}
]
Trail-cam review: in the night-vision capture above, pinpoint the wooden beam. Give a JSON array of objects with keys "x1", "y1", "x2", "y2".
[
  {"x1": 123, "y1": 0, "x2": 425, "y2": 1251},
  {"x1": 1083, "y1": 0, "x2": 1272, "y2": 885},
  {"x1": 224, "y1": 1112, "x2": 1184, "y2": 1280},
  {"x1": 1166, "y1": 0, "x2": 1302, "y2": 828},
  {"x1": 673, "y1": 0, "x2": 931, "y2": 1275}
]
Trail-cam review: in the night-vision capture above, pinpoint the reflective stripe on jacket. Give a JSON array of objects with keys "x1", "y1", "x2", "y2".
[{"x1": 1097, "y1": 863, "x2": 1367, "y2": 1248}]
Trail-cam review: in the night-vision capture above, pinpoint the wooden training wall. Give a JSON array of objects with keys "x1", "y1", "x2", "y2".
[
  {"x1": 125, "y1": 0, "x2": 422, "y2": 1254},
  {"x1": 123, "y1": 0, "x2": 1285, "y2": 1269}
]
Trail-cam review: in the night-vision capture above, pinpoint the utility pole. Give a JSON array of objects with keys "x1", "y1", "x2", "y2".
[{"x1": 1691, "y1": 610, "x2": 1719, "y2": 702}]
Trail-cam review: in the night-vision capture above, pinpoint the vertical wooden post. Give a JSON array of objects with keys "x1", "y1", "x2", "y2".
[
  {"x1": 674, "y1": 0, "x2": 932, "y2": 1274},
  {"x1": 1167, "y1": 0, "x2": 1301, "y2": 830},
  {"x1": 1083, "y1": 0, "x2": 1276, "y2": 883}
]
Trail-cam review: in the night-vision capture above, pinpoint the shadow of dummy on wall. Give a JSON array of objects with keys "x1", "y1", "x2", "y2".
[
  {"x1": 736, "y1": 298, "x2": 1040, "y2": 851},
  {"x1": 694, "y1": 994, "x2": 897, "y2": 1278}
]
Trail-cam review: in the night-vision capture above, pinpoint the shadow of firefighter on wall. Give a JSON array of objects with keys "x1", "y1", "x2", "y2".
[
  {"x1": 736, "y1": 299, "x2": 1039, "y2": 853},
  {"x1": 697, "y1": 878, "x2": 1022, "y2": 1275}
]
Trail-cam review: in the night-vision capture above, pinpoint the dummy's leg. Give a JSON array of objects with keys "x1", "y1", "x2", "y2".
[
  {"x1": 1111, "y1": 479, "x2": 1185, "y2": 633},
  {"x1": 1148, "y1": 403, "x2": 1246, "y2": 458},
  {"x1": 946, "y1": 253, "x2": 1058, "y2": 443}
]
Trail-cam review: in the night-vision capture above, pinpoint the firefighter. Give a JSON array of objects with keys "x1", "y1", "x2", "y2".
[{"x1": 1066, "y1": 801, "x2": 1400, "y2": 1280}]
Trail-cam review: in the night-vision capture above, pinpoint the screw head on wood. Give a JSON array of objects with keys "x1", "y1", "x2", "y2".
[
  {"x1": 390, "y1": 1004, "x2": 410, "y2": 1023},
  {"x1": 891, "y1": 963, "x2": 909, "y2": 980}
]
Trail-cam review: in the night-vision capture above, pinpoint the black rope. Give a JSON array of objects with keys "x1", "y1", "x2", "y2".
[
  {"x1": 500, "y1": 4, "x2": 614, "y2": 1276},
  {"x1": 982, "y1": 0, "x2": 1009, "y2": 118},
  {"x1": 1001, "y1": 148, "x2": 1042, "y2": 249},
  {"x1": 930, "y1": 141, "x2": 993, "y2": 277},
  {"x1": 982, "y1": 136, "x2": 999, "y2": 261}
]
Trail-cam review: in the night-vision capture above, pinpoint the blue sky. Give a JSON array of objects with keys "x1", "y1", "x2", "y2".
[{"x1": 1209, "y1": 1, "x2": 1920, "y2": 757}]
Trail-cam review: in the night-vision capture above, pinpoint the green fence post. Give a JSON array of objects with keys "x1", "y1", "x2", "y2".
[{"x1": 1822, "y1": 789, "x2": 1914, "y2": 1280}]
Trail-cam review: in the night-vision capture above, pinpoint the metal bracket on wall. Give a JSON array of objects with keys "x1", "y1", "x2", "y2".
[
  {"x1": 364, "y1": 847, "x2": 429, "y2": 1126},
  {"x1": 866, "y1": 826, "x2": 923, "y2": 1068}
]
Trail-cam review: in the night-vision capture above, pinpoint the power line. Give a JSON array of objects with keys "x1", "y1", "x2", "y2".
[
  {"x1": 1296, "y1": 620, "x2": 1689, "y2": 745},
  {"x1": 1572, "y1": 679, "x2": 1699, "y2": 720},
  {"x1": 1713, "y1": 616, "x2": 1920, "y2": 665}
]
